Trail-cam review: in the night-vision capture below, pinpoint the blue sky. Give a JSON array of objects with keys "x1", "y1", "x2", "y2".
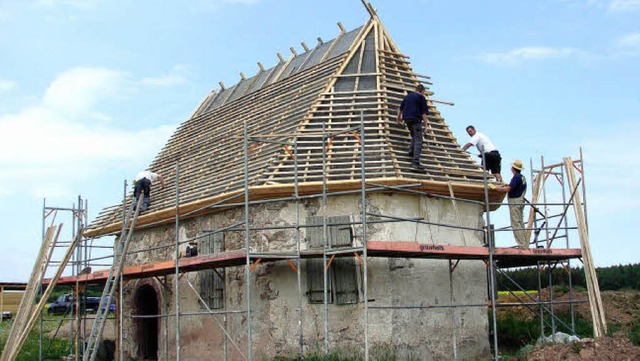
[{"x1": 0, "y1": 0, "x2": 638, "y2": 282}]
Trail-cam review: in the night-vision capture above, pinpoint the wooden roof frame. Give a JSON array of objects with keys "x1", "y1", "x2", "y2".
[{"x1": 86, "y1": 3, "x2": 504, "y2": 238}]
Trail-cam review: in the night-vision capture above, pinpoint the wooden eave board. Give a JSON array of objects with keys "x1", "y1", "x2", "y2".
[{"x1": 85, "y1": 178, "x2": 505, "y2": 237}]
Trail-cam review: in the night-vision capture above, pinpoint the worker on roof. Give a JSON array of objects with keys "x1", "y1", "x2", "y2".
[
  {"x1": 397, "y1": 84, "x2": 430, "y2": 170},
  {"x1": 462, "y1": 125, "x2": 503, "y2": 183},
  {"x1": 490, "y1": 160, "x2": 528, "y2": 249},
  {"x1": 133, "y1": 170, "x2": 165, "y2": 212}
]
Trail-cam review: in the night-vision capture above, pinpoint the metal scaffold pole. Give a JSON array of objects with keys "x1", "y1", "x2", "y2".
[
  {"x1": 119, "y1": 180, "x2": 127, "y2": 361},
  {"x1": 243, "y1": 120, "x2": 253, "y2": 360},
  {"x1": 481, "y1": 152, "x2": 499, "y2": 360},
  {"x1": 38, "y1": 198, "x2": 46, "y2": 361},
  {"x1": 321, "y1": 120, "x2": 330, "y2": 356},
  {"x1": 359, "y1": 111, "x2": 369, "y2": 361},
  {"x1": 174, "y1": 162, "x2": 181, "y2": 361},
  {"x1": 294, "y1": 135, "x2": 303, "y2": 356}
]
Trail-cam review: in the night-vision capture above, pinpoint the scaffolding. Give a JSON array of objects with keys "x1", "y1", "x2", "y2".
[{"x1": 32, "y1": 114, "x2": 602, "y2": 361}]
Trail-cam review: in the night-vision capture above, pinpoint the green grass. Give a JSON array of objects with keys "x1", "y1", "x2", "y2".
[
  {"x1": 628, "y1": 320, "x2": 640, "y2": 346},
  {"x1": 498, "y1": 290, "x2": 539, "y2": 297},
  {"x1": 271, "y1": 351, "x2": 361, "y2": 361},
  {"x1": 493, "y1": 310, "x2": 595, "y2": 354},
  {"x1": 269, "y1": 344, "x2": 423, "y2": 361},
  {"x1": 0, "y1": 315, "x2": 71, "y2": 361}
]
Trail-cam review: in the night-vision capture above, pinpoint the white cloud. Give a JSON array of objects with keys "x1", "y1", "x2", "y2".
[
  {"x1": 42, "y1": 67, "x2": 128, "y2": 118},
  {"x1": 0, "y1": 66, "x2": 175, "y2": 198},
  {"x1": 609, "y1": 0, "x2": 640, "y2": 11},
  {"x1": 0, "y1": 79, "x2": 17, "y2": 92},
  {"x1": 479, "y1": 46, "x2": 583, "y2": 65},
  {"x1": 141, "y1": 64, "x2": 191, "y2": 86},
  {"x1": 615, "y1": 32, "x2": 640, "y2": 48}
]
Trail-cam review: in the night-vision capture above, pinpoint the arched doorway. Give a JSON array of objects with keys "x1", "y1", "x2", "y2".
[{"x1": 134, "y1": 284, "x2": 158, "y2": 360}]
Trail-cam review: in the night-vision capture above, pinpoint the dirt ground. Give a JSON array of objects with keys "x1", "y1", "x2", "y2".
[
  {"x1": 526, "y1": 332, "x2": 640, "y2": 360},
  {"x1": 499, "y1": 289, "x2": 640, "y2": 360}
]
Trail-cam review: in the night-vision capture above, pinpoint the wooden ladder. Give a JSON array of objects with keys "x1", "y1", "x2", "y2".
[{"x1": 0, "y1": 225, "x2": 81, "y2": 361}]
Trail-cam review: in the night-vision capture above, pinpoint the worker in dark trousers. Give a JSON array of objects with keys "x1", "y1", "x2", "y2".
[
  {"x1": 397, "y1": 84, "x2": 429, "y2": 170},
  {"x1": 186, "y1": 241, "x2": 198, "y2": 257},
  {"x1": 133, "y1": 170, "x2": 165, "y2": 212},
  {"x1": 462, "y1": 125, "x2": 503, "y2": 183}
]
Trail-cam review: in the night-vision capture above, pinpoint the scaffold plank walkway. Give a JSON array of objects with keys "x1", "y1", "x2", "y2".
[{"x1": 52, "y1": 242, "x2": 581, "y2": 286}]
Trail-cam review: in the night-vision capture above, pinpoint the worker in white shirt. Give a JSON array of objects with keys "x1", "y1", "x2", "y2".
[
  {"x1": 133, "y1": 170, "x2": 165, "y2": 212},
  {"x1": 462, "y1": 125, "x2": 503, "y2": 183}
]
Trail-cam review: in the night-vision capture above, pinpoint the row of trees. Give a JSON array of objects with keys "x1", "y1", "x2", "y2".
[{"x1": 497, "y1": 263, "x2": 640, "y2": 291}]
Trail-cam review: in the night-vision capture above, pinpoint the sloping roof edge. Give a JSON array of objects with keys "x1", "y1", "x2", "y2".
[{"x1": 84, "y1": 178, "x2": 504, "y2": 237}]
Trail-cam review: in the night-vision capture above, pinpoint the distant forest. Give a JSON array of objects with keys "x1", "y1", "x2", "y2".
[{"x1": 496, "y1": 263, "x2": 640, "y2": 291}]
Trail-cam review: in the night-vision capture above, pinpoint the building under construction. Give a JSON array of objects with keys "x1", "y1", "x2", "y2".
[{"x1": 0, "y1": 2, "x2": 605, "y2": 361}]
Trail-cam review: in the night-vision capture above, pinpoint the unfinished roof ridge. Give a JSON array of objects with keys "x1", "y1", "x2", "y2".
[{"x1": 200, "y1": 22, "x2": 365, "y2": 114}]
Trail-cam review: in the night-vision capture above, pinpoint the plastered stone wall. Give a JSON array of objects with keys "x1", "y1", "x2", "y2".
[{"x1": 118, "y1": 192, "x2": 490, "y2": 360}]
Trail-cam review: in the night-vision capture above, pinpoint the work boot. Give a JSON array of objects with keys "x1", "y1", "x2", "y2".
[
  {"x1": 411, "y1": 161, "x2": 425, "y2": 171},
  {"x1": 141, "y1": 197, "x2": 150, "y2": 212}
]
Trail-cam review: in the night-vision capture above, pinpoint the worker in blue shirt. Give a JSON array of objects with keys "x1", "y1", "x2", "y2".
[
  {"x1": 397, "y1": 84, "x2": 429, "y2": 170},
  {"x1": 491, "y1": 160, "x2": 528, "y2": 249}
]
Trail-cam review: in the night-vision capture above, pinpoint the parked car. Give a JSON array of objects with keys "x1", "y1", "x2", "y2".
[
  {"x1": 1, "y1": 311, "x2": 11, "y2": 320},
  {"x1": 99, "y1": 296, "x2": 116, "y2": 313},
  {"x1": 47, "y1": 294, "x2": 101, "y2": 315}
]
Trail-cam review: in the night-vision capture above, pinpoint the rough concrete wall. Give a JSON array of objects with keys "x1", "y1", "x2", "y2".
[{"x1": 119, "y1": 192, "x2": 490, "y2": 360}]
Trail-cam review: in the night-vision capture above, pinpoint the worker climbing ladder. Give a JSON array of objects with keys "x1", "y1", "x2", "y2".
[{"x1": 83, "y1": 196, "x2": 143, "y2": 361}]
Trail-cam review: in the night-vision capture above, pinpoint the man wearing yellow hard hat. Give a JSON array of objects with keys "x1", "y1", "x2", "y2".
[{"x1": 489, "y1": 160, "x2": 528, "y2": 249}]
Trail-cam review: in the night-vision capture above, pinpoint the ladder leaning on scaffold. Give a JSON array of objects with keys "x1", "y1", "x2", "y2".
[
  {"x1": 0, "y1": 225, "x2": 81, "y2": 361},
  {"x1": 83, "y1": 196, "x2": 143, "y2": 361},
  {"x1": 563, "y1": 157, "x2": 607, "y2": 337}
]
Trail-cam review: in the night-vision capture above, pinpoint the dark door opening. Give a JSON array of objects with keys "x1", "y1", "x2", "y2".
[{"x1": 135, "y1": 285, "x2": 158, "y2": 360}]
